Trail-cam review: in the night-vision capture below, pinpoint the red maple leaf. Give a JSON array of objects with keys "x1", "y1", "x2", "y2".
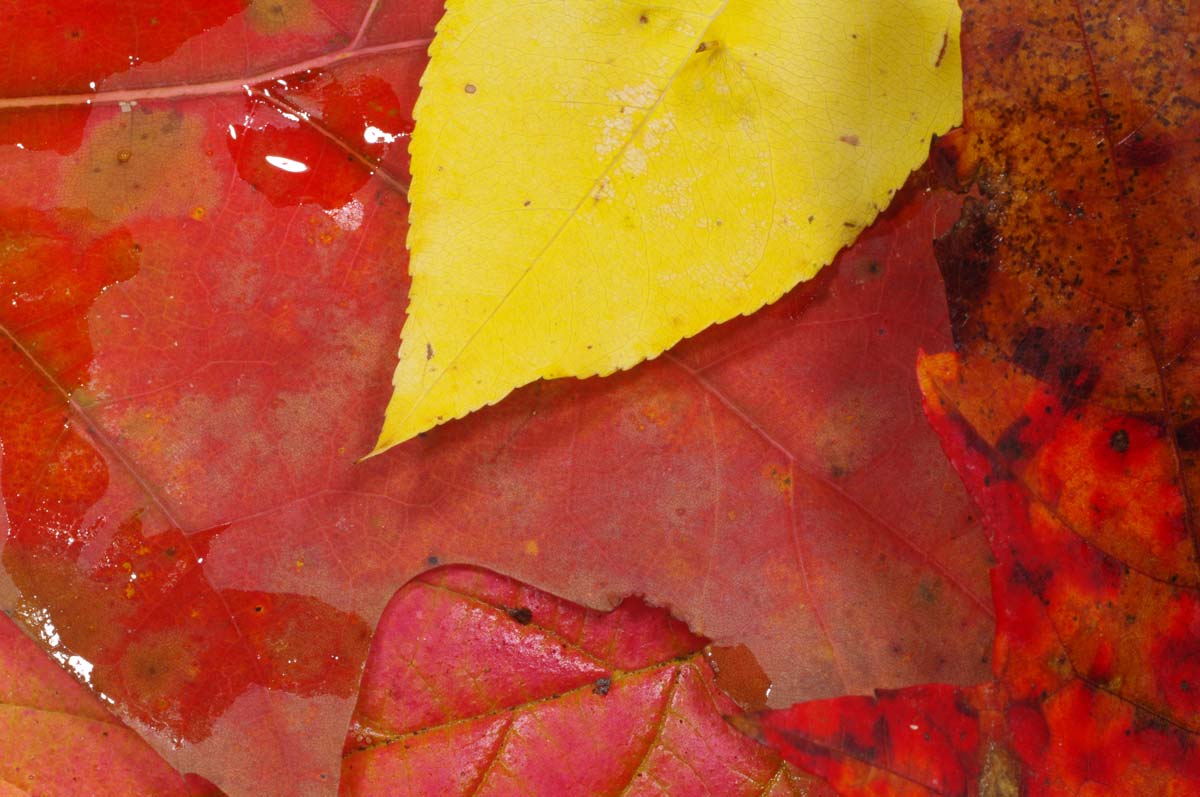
[
  {"x1": 0, "y1": 1, "x2": 994, "y2": 792},
  {"x1": 752, "y1": 1, "x2": 1200, "y2": 794}
]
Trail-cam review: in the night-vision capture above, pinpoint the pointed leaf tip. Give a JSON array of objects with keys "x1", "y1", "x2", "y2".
[{"x1": 375, "y1": 0, "x2": 963, "y2": 451}]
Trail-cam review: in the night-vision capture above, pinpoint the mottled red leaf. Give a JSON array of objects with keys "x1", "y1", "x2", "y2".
[
  {"x1": 0, "y1": 1, "x2": 992, "y2": 793},
  {"x1": 0, "y1": 612, "x2": 222, "y2": 795},
  {"x1": 751, "y1": 683, "x2": 994, "y2": 797},
  {"x1": 919, "y1": 353, "x2": 1200, "y2": 796},
  {"x1": 751, "y1": 1, "x2": 1199, "y2": 794},
  {"x1": 936, "y1": 0, "x2": 1200, "y2": 533},
  {"x1": 341, "y1": 565, "x2": 836, "y2": 797},
  {"x1": 749, "y1": 352, "x2": 1200, "y2": 797}
]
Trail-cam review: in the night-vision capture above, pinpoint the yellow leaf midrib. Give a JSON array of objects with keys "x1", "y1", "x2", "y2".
[{"x1": 393, "y1": 0, "x2": 735, "y2": 437}]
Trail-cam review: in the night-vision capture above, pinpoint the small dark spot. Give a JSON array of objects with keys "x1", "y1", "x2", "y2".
[
  {"x1": 254, "y1": 605, "x2": 263, "y2": 613},
  {"x1": 506, "y1": 606, "x2": 533, "y2": 625},
  {"x1": 593, "y1": 677, "x2": 612, "y2": 696},
  {"x1": 696, "y1": 40, "x2": 720, "y2": 53},
  {"x1": 807, "y1": 215, "x2": 814, "y2": 223},
  {"x1": 839, "y1": 134, "x2": 860, "y2": 146},
  {"x1": 131, "y1": 243, "x2": 143, "y2": 254},
  {"x1": 638, "y1": 13, "x2": 648, "y2": 24},
  {"x1": 1109, "y1": 428, "x2": 1130, "y2": 453},
  {"x1": 934, "y1": 31, "x2": 949, "y2": 67},
  {"x1": 1010, "y1": 326, "x2": 1099, "y2": 403},
  {"x1": 67, "y1": 29, "x2": 82, "y2": 40},
  {"x1": 116, "y1": 149, "x2": 132, "y2": 163},
  {"x1": 989, "y1": 27, "x2": 1023, "y2": 58},
  {"x1": 164, "y1": 546, "x2": 176, "y2": 557},
  {"x1": 425, "y1": 343, "x2": 434, "y2": 360},
  {"x1": 996, "y1": 416, "x2": 1030, "y2": 461},
  {"x1": 523, "y1": 199, "x2": 531, "y2": 207},
  {"x1": 1176, "y1": 418, "x2": 1200, "y2": 452},
  {"x1": 830, "y1": 464, "x2": 846, "y2": 478},
  {"x1": 842, "y1": 221, "x2": 857, "y2": 228},
  {"x1": 464, "y1": 83, "x2": 477, "y2": 94}
]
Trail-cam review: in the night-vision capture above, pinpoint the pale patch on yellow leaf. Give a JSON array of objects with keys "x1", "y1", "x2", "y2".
[{"x1": 375, "y1": 0, "x2": 962, "y2": 453}]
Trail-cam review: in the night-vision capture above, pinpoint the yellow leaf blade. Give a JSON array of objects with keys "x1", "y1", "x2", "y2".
[{"x1": 376, "y1": 0, "x2": 962, "y2": 453}]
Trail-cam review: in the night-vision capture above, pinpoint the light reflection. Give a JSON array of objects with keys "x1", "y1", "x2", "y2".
[
  {"x1": 363, "y1": 125, "x2": 402, "y2": 145},
  {"x1": 264, "y1": 155, "x2": 309, "y2": 174},
  {"x1": 65, "y1": 654, "x2": 94, "y2": 683},
  {"x1": 325, "y1": 198, "x2": 364, "y2": 231}
]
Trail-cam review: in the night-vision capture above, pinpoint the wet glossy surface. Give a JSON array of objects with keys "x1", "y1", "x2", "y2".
[{"x1": 0, "y1": 1, "x2": 992, "y2": 794}]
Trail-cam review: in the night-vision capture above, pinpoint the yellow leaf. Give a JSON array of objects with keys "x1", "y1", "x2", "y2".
[{"x1": 375, "y1": 0, "x2": 962, "y2": 453}]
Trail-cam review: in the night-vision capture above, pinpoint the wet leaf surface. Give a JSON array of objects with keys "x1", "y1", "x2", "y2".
[
  {"x1": 0, "y1": 1, "x2": 992, "y2": 792},
  {"x1": 0, "y1": 612, "x2": 223, "y2": 796},
  {"x1": 341, "y1": 565, "x2": 836, "y2": 796}
]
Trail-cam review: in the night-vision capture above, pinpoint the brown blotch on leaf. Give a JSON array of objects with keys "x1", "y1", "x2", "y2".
[
  {"x1": 60, "y1": 109, "x2": 221, "y2": 222},
  {"x1": 1114, "y1": 133, "x2": 1174, "y2": 170},
  {"x1": 978, "y1": 741, "x2": 1021, "y2": 797},
  {"x1": 246, "y1": 0, "x2": 320, "y2": 35},
  {"x1": 506, "y1": 606, "x2": 533, "y2": 625},
  {"x1": 1176, "y1": 418, "x2": 1200, "y2": 452},
  {"x1": 935, "y1": 30, "x2": 949, "y2": 67},
  {"x1": 705, "y1": 644, "x2": 771, "y2": 711},
  {"x1": 1010, "y1": 326, "x2": 1099, "y2": 404},
  {"x1": 934, "y1": 197, "x2": 999, "y2": 346},
  {"x1": 592, "y1": 676, "x2": 612, "y2": 696}
]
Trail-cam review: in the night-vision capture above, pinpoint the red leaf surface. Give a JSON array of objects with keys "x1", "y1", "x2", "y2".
[
  {"x1": 341, "y1": 565, "x2": 836, "y2": 797},
  {"x1": 0, "y1": 611, "x2": 222, "y2": 796},
  {"x1": 752, "y1": 353, "x2": 1200, "y2": 796},
  {"x1": 755, "y1": 0, "x2": 1200, "y2": 793},
  {"x1": 0, "y1": 1, "x2": 993, "y2": 792},
  {"x1": 751, "y1": 683, "x2": 993, "y2": 797}
]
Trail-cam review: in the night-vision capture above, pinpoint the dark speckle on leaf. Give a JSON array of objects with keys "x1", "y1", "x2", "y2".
[
  {"x1": 506, "y1": 606, "x2": 533, "y2": 625},
  {"x1": 593, "y1": 676, "x2": 612, "y2": 696},
  {"x1": 1109, "y1": 428, "x2": 1130, "y2": 453}
]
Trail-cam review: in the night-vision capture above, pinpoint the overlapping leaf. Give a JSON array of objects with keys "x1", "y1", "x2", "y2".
[
  {"x1": 378, "y1": 0, "x2": 963, "y2": 448},
  {"x1": 342, "y1": 566, "x2": 835, "y2": 796},
  {"x1": 0, "y1": 613, "x2": 222, "y2": 796},
  {"x1": 0, "y1": 1, "x2": 992, "y2": 792},
  {"x1": 752, "y1": 0, "x2": 1200, "y2": 793}
]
